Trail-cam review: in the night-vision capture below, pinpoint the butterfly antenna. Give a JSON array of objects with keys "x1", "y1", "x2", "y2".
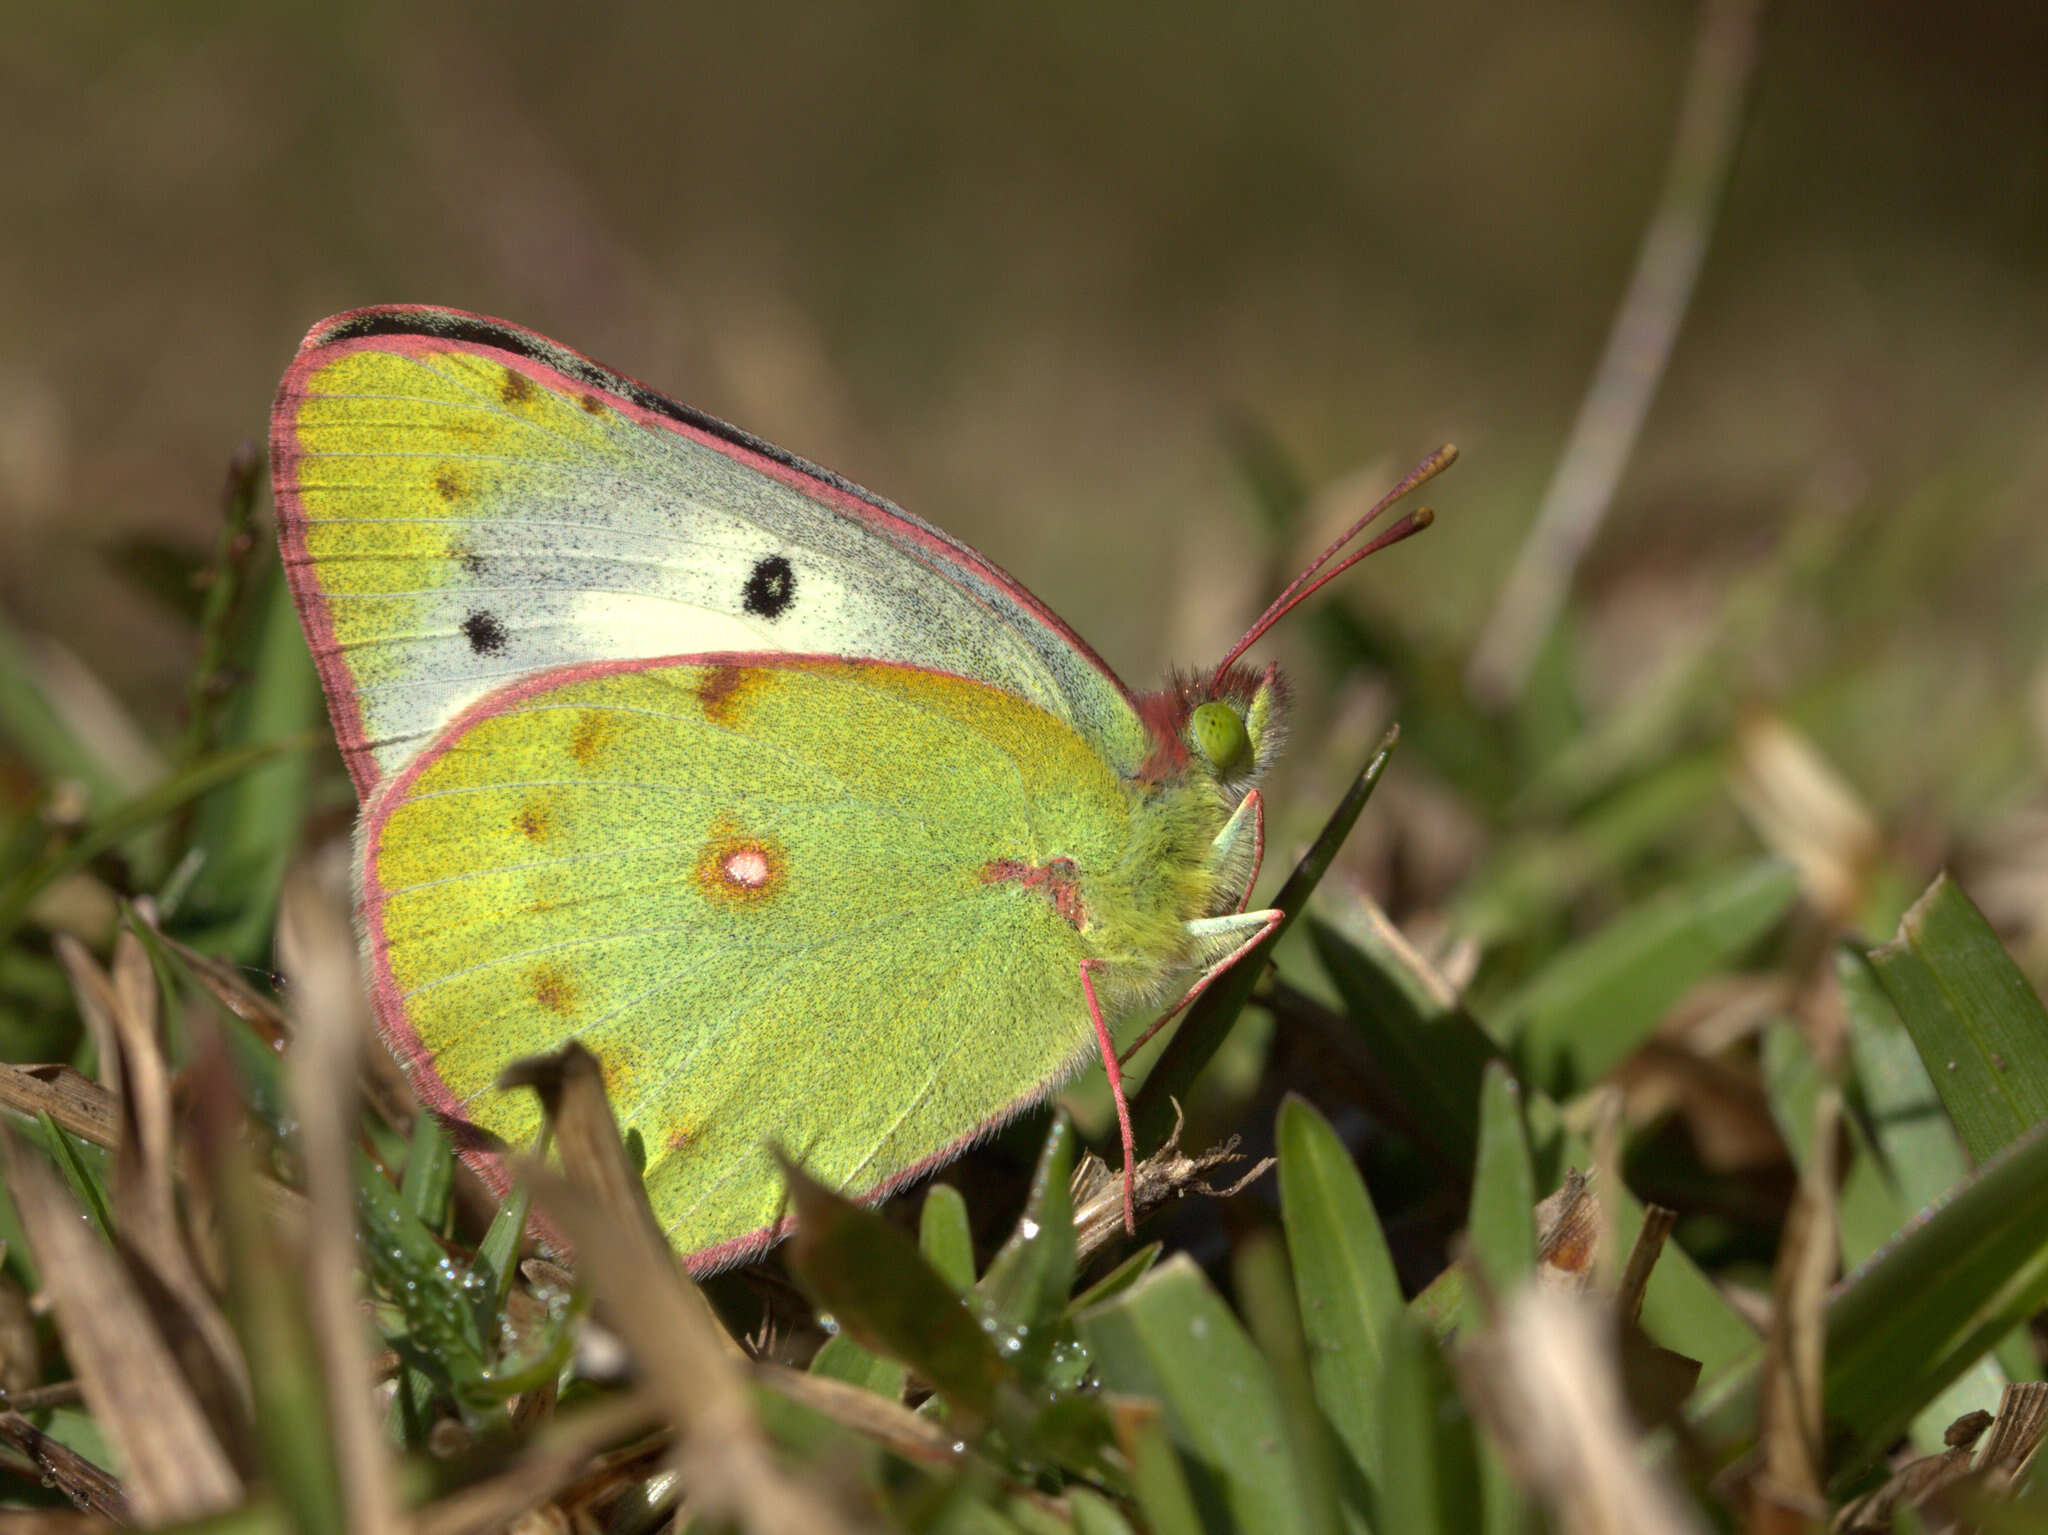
[{"x1": 1212, "y1": 443, "x2": 1457, "y2": 677}]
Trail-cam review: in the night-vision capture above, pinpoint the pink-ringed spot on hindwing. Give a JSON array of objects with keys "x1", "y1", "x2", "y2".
[{"x1": 694, "y1": 817, "x2": 786, "y2": 908}]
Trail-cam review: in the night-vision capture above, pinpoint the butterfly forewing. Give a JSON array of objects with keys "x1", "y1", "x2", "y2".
[{"x1": 272, "y1": 309, "x2": 1144, "y2": 797}]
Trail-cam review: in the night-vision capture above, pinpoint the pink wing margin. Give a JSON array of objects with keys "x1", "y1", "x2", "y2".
[
  {"x1": 358, "y1": 648, "x2": 1103, "y2": 1274},
  {"x1": 269, "y1": 303, "x2": 1135, "y2": 803}
]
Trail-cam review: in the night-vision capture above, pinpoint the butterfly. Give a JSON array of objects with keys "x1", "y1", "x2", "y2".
[{"x1": 269, "y1": 306, "x2": 1449, "y2": 1270}]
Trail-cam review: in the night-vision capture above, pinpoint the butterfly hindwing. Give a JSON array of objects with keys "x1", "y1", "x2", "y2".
[
  {"x1": 363, "y1": 652, "x2": 1134, "y2": 1267},
  {"x1": 271, "y1": 306, "x2": 1145, "y2": 797}
]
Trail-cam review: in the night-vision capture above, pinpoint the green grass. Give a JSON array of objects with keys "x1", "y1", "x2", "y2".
[{"x1": 2, "y1": 438, "x2": 2047, "y2": 1530}]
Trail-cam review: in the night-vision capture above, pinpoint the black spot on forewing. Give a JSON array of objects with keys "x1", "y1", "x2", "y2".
[
  {"x1": 462, "y1": 610, "x2": 509, "y2": 655},
  {"x1": 742, "y1": 555, "x2": 796, "y2": 619},
  {"x1": 460, "y1": 550, "x2": 487, "y2": 576}
]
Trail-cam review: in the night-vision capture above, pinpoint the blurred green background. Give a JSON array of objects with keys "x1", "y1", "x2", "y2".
[
  {"x1": 3, "y1": 0, "x2": 2045, "y2": 925},
  {"x1": 5, "y1": 14, "x2": 2048, "y2": 1520}
]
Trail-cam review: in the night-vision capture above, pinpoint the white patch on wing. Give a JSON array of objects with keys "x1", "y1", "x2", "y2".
[{"x1": 566, "y1": 590, "x2": 776, "y2": 660}]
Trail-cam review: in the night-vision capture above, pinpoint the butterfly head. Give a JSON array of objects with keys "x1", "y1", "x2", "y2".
[
  {"x1": 1138, "y1": 444, "x2": 1455, "y2": 796},
  {"x1": 1139, "y1": 661, "x2": 1288, "y2": 798}
]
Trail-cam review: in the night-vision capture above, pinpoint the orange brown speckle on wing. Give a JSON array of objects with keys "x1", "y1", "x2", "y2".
[
  {"x1": 531, "y1": 965, "x2": 577, "y2": 1015},
  {"x1": 569, "y1": 709, "x2": 616, "y2": 764},
  {"x1": 692, "y1": 664, "x2": 762, "y2": 726},
  {"x1": 600, "y1": 1041, "x2": 640, "y2": 1101}
]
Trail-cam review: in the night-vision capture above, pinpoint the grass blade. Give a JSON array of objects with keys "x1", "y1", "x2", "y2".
[
  {"x1": 0, "y1": 735, "x2": 315, "y2": 947},
  {"x1": 1234, "y1": 1230, "x2": 1348, "y2": 1535},
  {"x1": 808, "y1": 1332, "x2": 907, "y2": 1402},
  {"x1": 1373, "y1": 1317, "x2": 1482, "y2": 1535},
  {"x1": 1078, "y1": 1255, "x2": 1313, "y2": 1535},
  {"x1": 172, "y1": 564, "x2": 321, "y2": 961},
  {"x1": 31, "y1": 1112, "x2": 113, "y2": 1242},
  {"x1": 1840, "y1": 944, "x2": 2029, "y2": 1443},
  {"x1": 920, "y1": 1182, "x2": 976, "y2": 1293},
  {"x1": 1870, "y1": 872, "x2": 2048, "y2": 1163},
  {"x1": 1307, "y1": 908, "x2": 1505, "y2": 1172},
  {"x1": 1502, "y1": 857, "x2": 1798, "y2": 1096},
  {"x1": 806, "y1": 1174, "x2": 990, "y2": 1404},
  {"x1": 398, "y1": 1110, "x2": 453, "y2": 1230},
  {"x1": 1468, "y1": 1061, "x2": 1537, "y2": 1291},
  {"x1": 782, "y1": 1157, "x2": 1010, "y2": 1428},
  {"x1": 1069, "y1": 1243, "x2": 1161, "y2": 1315},
  {"x1": 1113, "y1": 1401, "x2": 1206, "y2": 1535},
  {"x1": 974, "y1": 1115, "x2": 1079, "y2": 1383},
  {"x1": 1691, "y1": 1117, "x2": 2048, "y2": 1487},
  {"x1": 1277, "y1": 1094, "x2": 1402, "y2": 1487}
]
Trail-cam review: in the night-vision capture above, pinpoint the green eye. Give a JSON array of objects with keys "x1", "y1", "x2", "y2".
[{"x1": 1189, "y1": 701, "x2": 1250, "y2": 772}]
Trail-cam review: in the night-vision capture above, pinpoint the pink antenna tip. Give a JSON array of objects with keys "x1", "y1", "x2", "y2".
[{"x1": 1213, "y1": 443, "x2": 1456, "y2": 677}]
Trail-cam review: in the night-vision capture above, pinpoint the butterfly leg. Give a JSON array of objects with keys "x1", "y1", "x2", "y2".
[
  {"x1": 1115, "y1": 907, "x2": 1286, "y2": 1066},
  {"x1": 1085, "y1": 904, "x2": 1286, "y2": 1234},
  {"x1": 1206, "y1": 788, "x2": 1267, "y2": 915},
  {"x1": 1113, "y1": 791, "x2": 1270, "y2": 1055},
  {"x1": 1078, "y1": 956, "x2": 1139, "y2": 1236}
]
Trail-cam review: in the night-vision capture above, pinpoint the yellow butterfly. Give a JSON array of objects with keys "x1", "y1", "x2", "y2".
[{"x1": 271, "y1": 306, "x2": 1448, "y2": 1267}]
